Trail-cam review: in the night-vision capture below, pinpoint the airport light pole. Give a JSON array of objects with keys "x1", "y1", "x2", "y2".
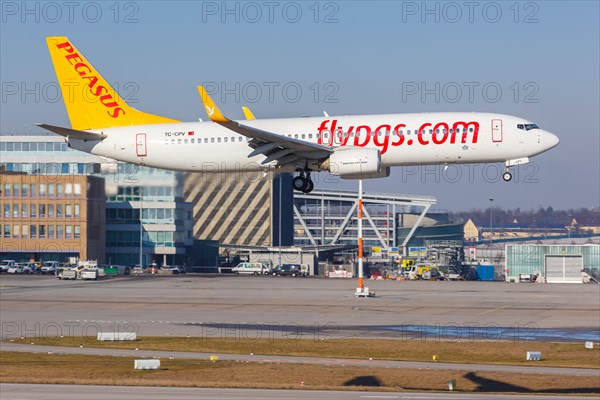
[
  {"x1": 278, "y1": 174, "x2": 282, "y2": 267},
  {"x1": 139, "y1": 188, "x2": 143, "y2": 268},
  {"x1": 357, "y1": 179, "x2": 364, "y2": 291},
  {"x1": 489, "y1": 198, "x2": 494, "y2": 246}
]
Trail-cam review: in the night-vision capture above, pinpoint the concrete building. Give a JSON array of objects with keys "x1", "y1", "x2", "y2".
[
  {"x1": 0, "y1": 172, "x2": 106, "y2": 263},
  {"x1": 184, "y1": 172, "x2": 293, "y2": 247},
  {"x1": 464, "y1": 218, "x2": 480, "y2": 242}
]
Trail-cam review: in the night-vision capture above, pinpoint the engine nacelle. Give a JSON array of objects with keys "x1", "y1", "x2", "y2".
[{"x1": 320, "y1": 148, "x2": 386, "y2": 179}]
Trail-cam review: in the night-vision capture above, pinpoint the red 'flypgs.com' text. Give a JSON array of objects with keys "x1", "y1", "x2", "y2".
[{"x1": 317, "y1": 119, "x2": 480, "y2": 154}]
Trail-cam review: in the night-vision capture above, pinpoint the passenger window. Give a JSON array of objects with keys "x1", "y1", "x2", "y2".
[
  {"x1": 211, "y1": 138, "x2": 215, "y2": 143},
  {"x1": 191, "y1": 138, "x2": 195, "y2": 143},
  {"x1": 217, "y1": 137, "x2": 221, "y2": 143}
]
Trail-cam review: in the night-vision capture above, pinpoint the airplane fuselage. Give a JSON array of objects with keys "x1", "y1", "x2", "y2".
[{"x1": 72, "y1": 112, "x2": 557, "y2": 174}]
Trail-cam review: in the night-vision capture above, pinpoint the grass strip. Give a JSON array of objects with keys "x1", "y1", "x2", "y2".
[{"x1": 6, "y1": 337, "x2": 599, "y2": 369}]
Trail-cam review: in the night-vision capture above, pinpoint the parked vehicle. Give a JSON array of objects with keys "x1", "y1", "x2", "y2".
[
  {"x1": 160, "y1": 265, "x2": 179, "y2": 274},
  {"x1": 132, "y1": 265, "x2": 147, "y2": 275},
  {"x1": 0, "y1": 260, "x2": 17, "y2": 273},
  {"x1": 80, "y1": 268, "x2": 99, "y2": 280},
  {"x1": 7, "y1": 263, "x2": 25, "y2": 274},
  {"x1": 271, "y1": 264, "x2": 306, "y2": 277},
  {"x1": 20, "y1": 262, "x2": 37, "y2": 274},
  {"x1": 232, "y1": 262, "x2": 269, "y2": 275},
  {"x1": 41, "y1": 261, "x2": 60, "y2": 275}
]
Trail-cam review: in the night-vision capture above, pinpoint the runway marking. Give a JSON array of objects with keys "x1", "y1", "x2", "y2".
[{"x1": 477, "y1": 304, "x2": 512, "y2": 316}]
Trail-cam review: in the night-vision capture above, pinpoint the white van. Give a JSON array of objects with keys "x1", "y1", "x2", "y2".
[{"x1": 232, "y1": 262, "x2": 269, "y2": 275}]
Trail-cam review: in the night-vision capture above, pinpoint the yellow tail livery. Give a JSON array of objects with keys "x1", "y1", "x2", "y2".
[{"x1": 46, "y1": 36, "x2": 178, "y2": 130}]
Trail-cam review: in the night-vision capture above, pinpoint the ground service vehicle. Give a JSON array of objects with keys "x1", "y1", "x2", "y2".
[
  {"x1": 0, "y1": 260, "x2": 16, "y2": 272},
  {"x1": 271, "y1": 264, "x2": 305, "y2": 277},
  {"x1": 232, "y1": 262, "x2": 269, "y2": 275},
  {"x1": 41, "y1": 261, "x2": 60, "y2": 274}
]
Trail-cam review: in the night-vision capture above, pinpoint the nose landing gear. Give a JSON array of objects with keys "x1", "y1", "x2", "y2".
[
  {"x1": 503, "y1": 170, "x2": 512, "y2": 182},
  {"x1": 292, "y1": 170, "x2": 314, "y2": 193}
]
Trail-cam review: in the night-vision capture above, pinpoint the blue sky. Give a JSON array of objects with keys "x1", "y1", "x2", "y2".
[{"x1": 1, "y1": 1, "x2": 598, "y2": 211}]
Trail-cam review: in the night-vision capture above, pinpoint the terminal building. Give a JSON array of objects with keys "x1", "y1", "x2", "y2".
[
  {"x1": 0, "y1": 172, "x2": 106, "y2": 262},
  {"x1": 293, "y1": 190, "x2": 463, "y2": 257}
]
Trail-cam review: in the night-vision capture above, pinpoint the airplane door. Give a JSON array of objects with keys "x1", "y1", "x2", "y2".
[
  {"x1": 136, "y1": 133, "x2": 147, "y2": 156},
  {"x1": 492, "y1": 119, "x2": 503, "y2": 142}
]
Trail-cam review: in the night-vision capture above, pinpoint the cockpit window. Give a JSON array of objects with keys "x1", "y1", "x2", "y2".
[{"x1": 517, "y1": 123, "x2": 540, "y2": 131}]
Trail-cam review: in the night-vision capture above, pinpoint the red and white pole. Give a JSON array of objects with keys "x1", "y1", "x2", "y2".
[{"x1": 357, "y1": 179, "x2": 364, "y2": 291}]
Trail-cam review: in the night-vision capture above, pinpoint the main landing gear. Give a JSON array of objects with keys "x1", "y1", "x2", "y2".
[{"x1": 292, "y1": 170, "x2": 314, "y2": 193}]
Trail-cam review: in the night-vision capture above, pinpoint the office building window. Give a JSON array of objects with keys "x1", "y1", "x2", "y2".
[
  {"x1": 21, "y1": 184, "x2": 28, "y2": 197},
  {"x1": 21, "y1": 204, "x2": 28, "y2": 218},
  {"x1": 13, "y1": 225, "x2": 19, "y2": 238},
  {"x1": 12, "y1": 204, "x2": 18, "y2": 218},
  {"x1": 74, "y1": 204, "x2": 80, "y2": 218},
  {"x1": 40, "y1": 184, "x2": 46, "y2": 196},
  {"x1": 48, "y1": 225, "x2": 55, "y2": 239},
  {"x1": 74, "y1": 225, "x2": 80, "y2": 239},
  {"x1": 39, "y1": 225, "x2": 45, "y2": 238},
  {"x1": 3, "y1": 184, "x2": 10, "y2": 197},
  {"x1": 30, "y1": 184, "x2": 36, "y2": 197},
  {"x1": 56, "y1": 225, "x2": 63, "y2": 238},
  {"x1": 39, "y1": 204, "x2": 46, "y2": 217},
  {"x1": 57, "y1": 184, "x2": 63, "y2": 196},
  {"x1": 48, "y1": 204, "x2": 55, "y2": 218},
  {"x1": 57, "y1": 204, "x2": 63, "y2": 218},
  {"x1": 66, "y1": 184, "x2": 72, "y2": 195},
  {"x1": 48, "y1": 184, "x2": 55, "y2": 197},
  {"x1": 30, "y1": 225, "x2": 36, "y2": 238},
  {"x1": 65, "y1": 225, "x2": 72, "y2": 239},
  {"x1": 66, "y1": 204, "x2": 72, "y2": 217},
  {"x1": 3, "y1": 204, "x2": 9, "y2": 218},
  {"x1": 22, "y1": 225, "x2": 29, "y2": 238}
]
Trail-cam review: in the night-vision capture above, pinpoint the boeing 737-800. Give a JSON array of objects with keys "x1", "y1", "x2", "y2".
[{"x1": 38, "y1": 37, "x2": 559, "y2": 193}]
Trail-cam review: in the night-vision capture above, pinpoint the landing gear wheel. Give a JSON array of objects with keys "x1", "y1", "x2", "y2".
[
  {"x1": 302, "y1": 179, "x2": 314, "y2": 193},
  {"x1": 503, "y1": 171, "x2": 512, "y2": 182},
  {"x1": 292, "y1": 176, "x2": 307, "y2": 191}
]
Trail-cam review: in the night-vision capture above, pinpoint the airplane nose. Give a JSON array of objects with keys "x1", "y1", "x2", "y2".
[{"x1": 545, "y1": 131, "x2": 560, "y2": 150}]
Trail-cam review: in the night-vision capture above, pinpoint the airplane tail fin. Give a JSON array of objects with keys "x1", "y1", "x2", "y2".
[{"x1": 46, "y1": 36, "x2": 179, "y2": 130}]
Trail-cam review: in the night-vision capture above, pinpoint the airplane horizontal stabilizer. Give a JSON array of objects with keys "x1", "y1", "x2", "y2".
[{"x1": 36, "y1": 123, "x2": 107, "y2": 141}]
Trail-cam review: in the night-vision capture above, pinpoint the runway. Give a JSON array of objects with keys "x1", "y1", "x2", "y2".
[
  {"x1": 1, "y1": 275, "x2": 598, "y2": 341},
  {"x1": 1, "y1": 384, "x2": 598, "y2": 400}
]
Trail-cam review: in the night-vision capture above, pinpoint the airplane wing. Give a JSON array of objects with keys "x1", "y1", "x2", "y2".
[
  {"x1": 36, "y1": 123, "x2": 107, "y2": 140},
  {"x1": 198, "y1": 86, "x2": 332, "y2": 167}
]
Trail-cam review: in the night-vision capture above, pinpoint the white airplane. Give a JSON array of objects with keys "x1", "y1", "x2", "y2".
[{"x1": 39, "y1": 37, "x2": 559, "y2": 193}]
